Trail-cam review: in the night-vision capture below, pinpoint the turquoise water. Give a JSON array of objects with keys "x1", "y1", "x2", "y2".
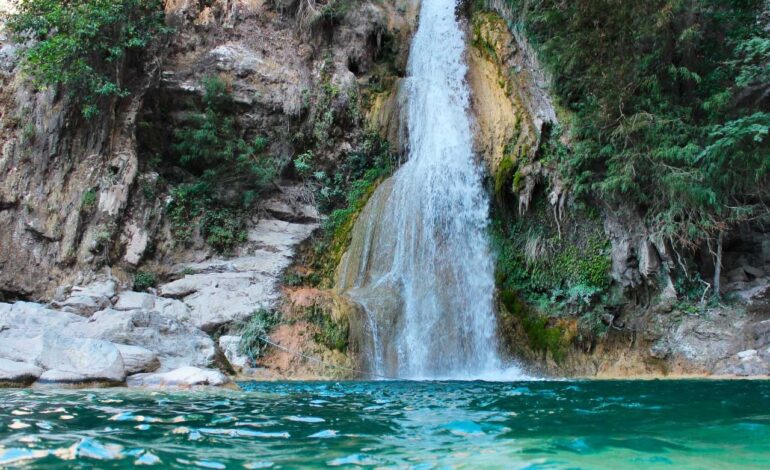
[{"x1": 1, "y1": 381, "x2": 769, "y2": 468}]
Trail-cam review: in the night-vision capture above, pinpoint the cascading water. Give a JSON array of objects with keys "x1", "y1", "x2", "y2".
[{"x1": 337, "y1": 0, "x2": 521, "y2": 379}]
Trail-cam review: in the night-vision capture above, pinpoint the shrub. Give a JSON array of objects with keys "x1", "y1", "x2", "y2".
[
  {"x1": 133, "y1": 271, "x2": 157, "y2": 291},
  {"x1": 306, "y1": 305, "x2": 349, "y2": 352},
  {"x1": 7, "y1": 0, "x2": 169, "y2": 118},
  {"x1": 238, "y1": 309, "x2": 281, "y2": 363},
  {"x1": 168, "y1": 76, "x2": 277, "y2": 252},
  {"x1": 202, "y1": 209, "x2": 247, "y2": 253}
]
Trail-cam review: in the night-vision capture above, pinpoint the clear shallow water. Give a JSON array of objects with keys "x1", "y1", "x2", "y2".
[{"x1": 1, "y1": 380, "x2": 770, "y2": 469}]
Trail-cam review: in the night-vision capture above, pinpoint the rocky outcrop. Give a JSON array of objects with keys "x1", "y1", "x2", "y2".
[
  {"x1": 0, "y1": 0, "x2": 415, "y2": 301},
  {"x1": 0, "y1": 0, "x2": 418, "y2": 385},
  {"x1": 126, "y1": 366, "x2": 231, "y2": 388},
  {"x1": 0, "y1": 275, "x2": 225, "y2": 385},
  {"x1": 468, "y1": 11, "x2": 547, "y2": 175},
  {"x1": 158, "y1": 212, "x2": 319, "y2": 332}
]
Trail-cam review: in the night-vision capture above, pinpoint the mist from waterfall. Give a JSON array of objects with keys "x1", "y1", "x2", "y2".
[{"x1": 337, "y1": 0, "x2": 524, "y2": 380}]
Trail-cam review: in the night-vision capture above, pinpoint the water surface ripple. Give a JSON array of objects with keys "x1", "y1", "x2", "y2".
[{"x1": 1, "y1": 380, "x2": 769, "y2": 468}]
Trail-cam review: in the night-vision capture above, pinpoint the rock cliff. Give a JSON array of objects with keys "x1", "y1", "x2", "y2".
[{"x1": 0, "y1": 0, "x2": 417, "y2": 386}]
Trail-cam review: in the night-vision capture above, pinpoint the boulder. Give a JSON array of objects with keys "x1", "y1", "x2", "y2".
[
  {"x1": 72, "y1": 279, "x2": 118, "y2": 299},
  {"x1": 51, "y1": 280, "x2": 117, "y2": 316},
  {"x1": 35, "y1": 334, "x2": 125, "y2": 383},
  {"x1": 36, "y1": 370, "x2": 92, "y2": 385},
  {"x1": 726, "y1": 267, "x2": 749, "y2": 283},
  {"x1": 115, "y1": 344, "x2": 160, "y2": 374},
  {"x1": 62, "y1": 308, "x2": 215, "y2": 371},
  {"x1": 0, "y1": 336, "x2": 44, "y2": 364},
  {"x1": 0, "y1": 358, "x2": 42, "y2": 386},
  {"x1": 176, "y1": 273, "x2": 278, "y2": 332},
  {"x1": 743, "y1": 265, "x2": 765, "y2": 279},
  {"x1": 0, "y1": 302, "x2": 81, "y2": 336},
  {"x1": 126, "y1": 367, "x2": 231, "y2": 388},
  {"x1": 54, "y1": 295, "x2": 111, "y2": 316},
  {"x1": 219, "y1": 335, "x2": 250, "y2": 369},
  {"x1": 113, "y1": 291, "x2": 156, "y2": 311}
]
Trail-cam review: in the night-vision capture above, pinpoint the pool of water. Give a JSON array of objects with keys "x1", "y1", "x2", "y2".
[{"x1": 1, "y1": 380, "x2": 769, "y2": 468}]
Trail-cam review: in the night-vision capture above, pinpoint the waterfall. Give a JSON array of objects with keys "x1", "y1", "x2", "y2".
[{"x1": 337, "y1": 0, "x2": 522, "y2": 380}]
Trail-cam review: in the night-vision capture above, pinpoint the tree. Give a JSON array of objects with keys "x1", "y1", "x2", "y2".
[{"x1": 7, "y1": 0, "x2": 169, "y2": 118}]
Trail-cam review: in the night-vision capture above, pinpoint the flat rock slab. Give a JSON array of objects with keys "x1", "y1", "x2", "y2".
[
  {"x1": 0, "y1": 358, "x2": 42, "y2": 386},
  {"x1": 126, "y1": 367, "x2": 231, "y2": 388},
  {"x1": 0, "y1": 302, "x2": 81, "y2": 336},
  {"x1": 51, "y1": 279, "x2": 118, "y2": 316},
  {"x1": 157, "y1": 217, "x2": 318, "y2": 332}
]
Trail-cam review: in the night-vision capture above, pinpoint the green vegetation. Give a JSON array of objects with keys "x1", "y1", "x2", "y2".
[
  {"x1": 7, "y1": 0, "x2": 169, "y2": 118},
  {"x1": 502, "y1": 0, "x2": 770, "y2": 255},
  {"x1": 492, "y1": 198, "x2": 611, "y2": 311},
  {"x1": 499, "y1": 289, "x2": 569, "y2": 362},
  {"x1": 238, "y1": 309, "x2": 282, "y2": 364},
  {"x1": 168, "y1": 76, "x2": 277, "y2": 253},
  {"x1": 133, "y1": 271, "x2": 157, "y2": 292},
  {"x1": 80, "y1": 189, "x2": 97, "y2": 211},
  {"x1": 307, "y1": 132, "x2": 397, "y2": 284},
  {"x1": 305, "y1": 304, "x2": 349, "y2": 352}
]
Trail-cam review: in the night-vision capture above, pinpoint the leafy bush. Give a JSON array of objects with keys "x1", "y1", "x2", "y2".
[
  {"x1": 202, "y1": 209, "x2": 247, "y2": 253},
  {"x1": 504, "y1": 0, "x2": 770, "y2": 249},
  {"x1": 7, "y1": 0, "x2": 169, "y2": 118},
  {"x1": 133, "y1": 271, "x2": 157, "y2": 291},
  {"x1": 238, "y1": 309, "x2": 282, "y2": 363},
  {"x1": 168, "y1": 76, "x2": 277, "y2": 252},
  {"x1": 173, "y1": 77, "x2": 276, "y2": 189}
]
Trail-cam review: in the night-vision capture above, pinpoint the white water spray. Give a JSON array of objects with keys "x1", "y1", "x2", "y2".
[{"x1": 337, "y1": 0, "x2": 524, "y2": 380}]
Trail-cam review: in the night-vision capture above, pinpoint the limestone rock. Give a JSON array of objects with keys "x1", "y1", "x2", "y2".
[
  {"x1": 62, "y1": 308, "x2": 215, "y2": 371},
  {"x1": 52, "y1": 280, "x2": 118, "y2": 316},
  {"x1": 126, "y1": 367, "x2": 231, "y2": 388},
  {"x1": 158, "y1": 217, "x2": 318, "y2": 332},
  {"x1": 0, "y1": 358, "x2": 42, "y2": 386},
  {"x1": 670, "y1": 314, "x2": 743, "y2": 363},
  {"x1": 727, "y1": 267, "x2": 749, "y2": 283},
  {"x1": 0, "y1": 336, "x2": 44, "y2": 364},
  {"x1": 115, "y1": 344, "x2": 160, "y2": 374},
  {"x1": 168, "y1": 272, "x2": 279, "y2": 332},
  {"x1": 219, "y1": 335, "x2": 249, "y2": 369},
  {"x1": 714, "y1": 349, "x2": 770, "y2": 376},
  {"x1": 36, "y1": 370, "x2": 92, "y2": 385},
  {"x1": 744, "y1": 265, "x2": 764, "y2": 278},
  {"x1": 113, "y1": 291, "x2": 156, "y2": 311},
  {"x1": 35, "y1": 334, "x2": 125, "y2": 384},
  {"x1": 0, "y1": 302, "x2": 81, "y2": 336},
  {"x1": 54, "y1": 295, "x2": 111, "y2": 316}
]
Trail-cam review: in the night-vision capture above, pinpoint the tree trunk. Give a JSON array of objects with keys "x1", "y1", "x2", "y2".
[{"x1": 713, "y1": 231, "x2": 723, "y2": 299}]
